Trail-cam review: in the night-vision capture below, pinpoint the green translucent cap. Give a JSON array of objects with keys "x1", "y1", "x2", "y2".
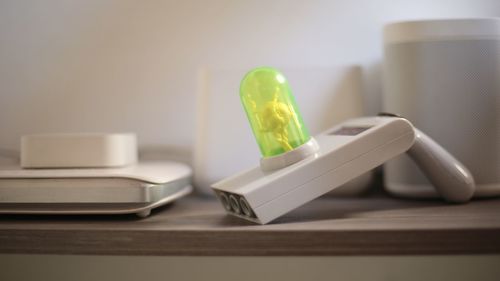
[{"x1": 240, "y1": 67, "x2": 311, "y2": 158}]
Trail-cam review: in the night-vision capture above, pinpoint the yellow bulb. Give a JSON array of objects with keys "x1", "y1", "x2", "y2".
[{"x1": 240, "y1": 67, "x2": 311, "y2": 158}]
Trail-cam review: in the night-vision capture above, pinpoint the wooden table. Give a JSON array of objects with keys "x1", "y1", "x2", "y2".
[{"x1": 1, "y1": 195, "x2": 499, "y2": 256}]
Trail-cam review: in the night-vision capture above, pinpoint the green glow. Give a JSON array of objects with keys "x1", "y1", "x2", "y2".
[{"x1": 240, "y1": 67, "x2": 311, "y2": 158}]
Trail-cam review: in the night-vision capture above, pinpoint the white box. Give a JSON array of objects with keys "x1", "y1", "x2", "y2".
[{"x1": 21, "y1": 133, "x2": 137, "y2": 168}]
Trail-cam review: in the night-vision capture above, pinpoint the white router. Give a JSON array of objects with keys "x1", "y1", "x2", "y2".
[{"x1": 0, "y1": 133, "x2": 192, "y2": 217}]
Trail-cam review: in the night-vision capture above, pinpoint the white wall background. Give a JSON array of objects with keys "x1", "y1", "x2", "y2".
[{"x1": 1, "y1": 0, "x2": 499, "y2": 160}]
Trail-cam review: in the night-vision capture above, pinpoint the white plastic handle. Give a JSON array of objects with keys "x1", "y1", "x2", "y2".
[{"x1": 407, "y1": 128, "x2": 475, "y2": 203}]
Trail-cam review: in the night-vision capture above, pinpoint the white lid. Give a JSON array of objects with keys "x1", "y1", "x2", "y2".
[
  {"x1": 384, "y1": 18, "x2": 500, "y2": 44},
  {"x1": 0, "y1": 161, "x2": 192, "y2": 184}
]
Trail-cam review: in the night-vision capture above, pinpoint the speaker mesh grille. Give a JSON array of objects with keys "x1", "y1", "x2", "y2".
[{"x1": 384, "y1": 39, "x2": 500, "y2": 192}]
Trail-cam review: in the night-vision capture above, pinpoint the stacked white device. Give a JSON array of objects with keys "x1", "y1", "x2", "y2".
[
  {"x1": 212, "y1": 116, "x2": 475, "y2": 224},
  {"x1": 0, "y1": 133, "x2": 192, "y2": 217}
]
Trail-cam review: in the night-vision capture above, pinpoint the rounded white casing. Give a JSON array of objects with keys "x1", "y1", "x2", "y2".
[
  {"x1": 383, "y1": 18, "x2": 500, "y2": 198},
  {"x1": 260, "y1": 138, "x2": 319, "y2": 172}
]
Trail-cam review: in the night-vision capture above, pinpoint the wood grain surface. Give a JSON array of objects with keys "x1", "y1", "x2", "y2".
[{"x1": 1, "y1": 195, "x2": 500, "y2": 256}]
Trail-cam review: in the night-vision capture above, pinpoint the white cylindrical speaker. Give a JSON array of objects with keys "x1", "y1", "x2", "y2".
[{"x1": 383, "y1": 18, "x2": 500, "y2": 198}]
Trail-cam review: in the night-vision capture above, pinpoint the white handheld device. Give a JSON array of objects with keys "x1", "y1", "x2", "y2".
[{"x1": 212, "y1": 116, "x2": 475, "y2": 224}]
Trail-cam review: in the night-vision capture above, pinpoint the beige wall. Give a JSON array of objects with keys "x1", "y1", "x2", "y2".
[{"x1": 1, "y1": 0, "x2": 499, "y2": 159}]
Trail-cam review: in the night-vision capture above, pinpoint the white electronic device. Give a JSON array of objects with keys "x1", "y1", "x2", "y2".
[
  {"x1": 21, "y1": 133, "x2": 137, "y2": 168},
  {"x1": 383, "y1": 18, "x2": 500, "y2": 198},
  {"x1": 212, "y1": 116, "x2": 475, "y2": 224},
  {"x1": 0, "y1": 161, "x2": 192, "y2": 217},
  {"x1": 194, "y1": 66, "x2": 366, "y2": 196}
]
